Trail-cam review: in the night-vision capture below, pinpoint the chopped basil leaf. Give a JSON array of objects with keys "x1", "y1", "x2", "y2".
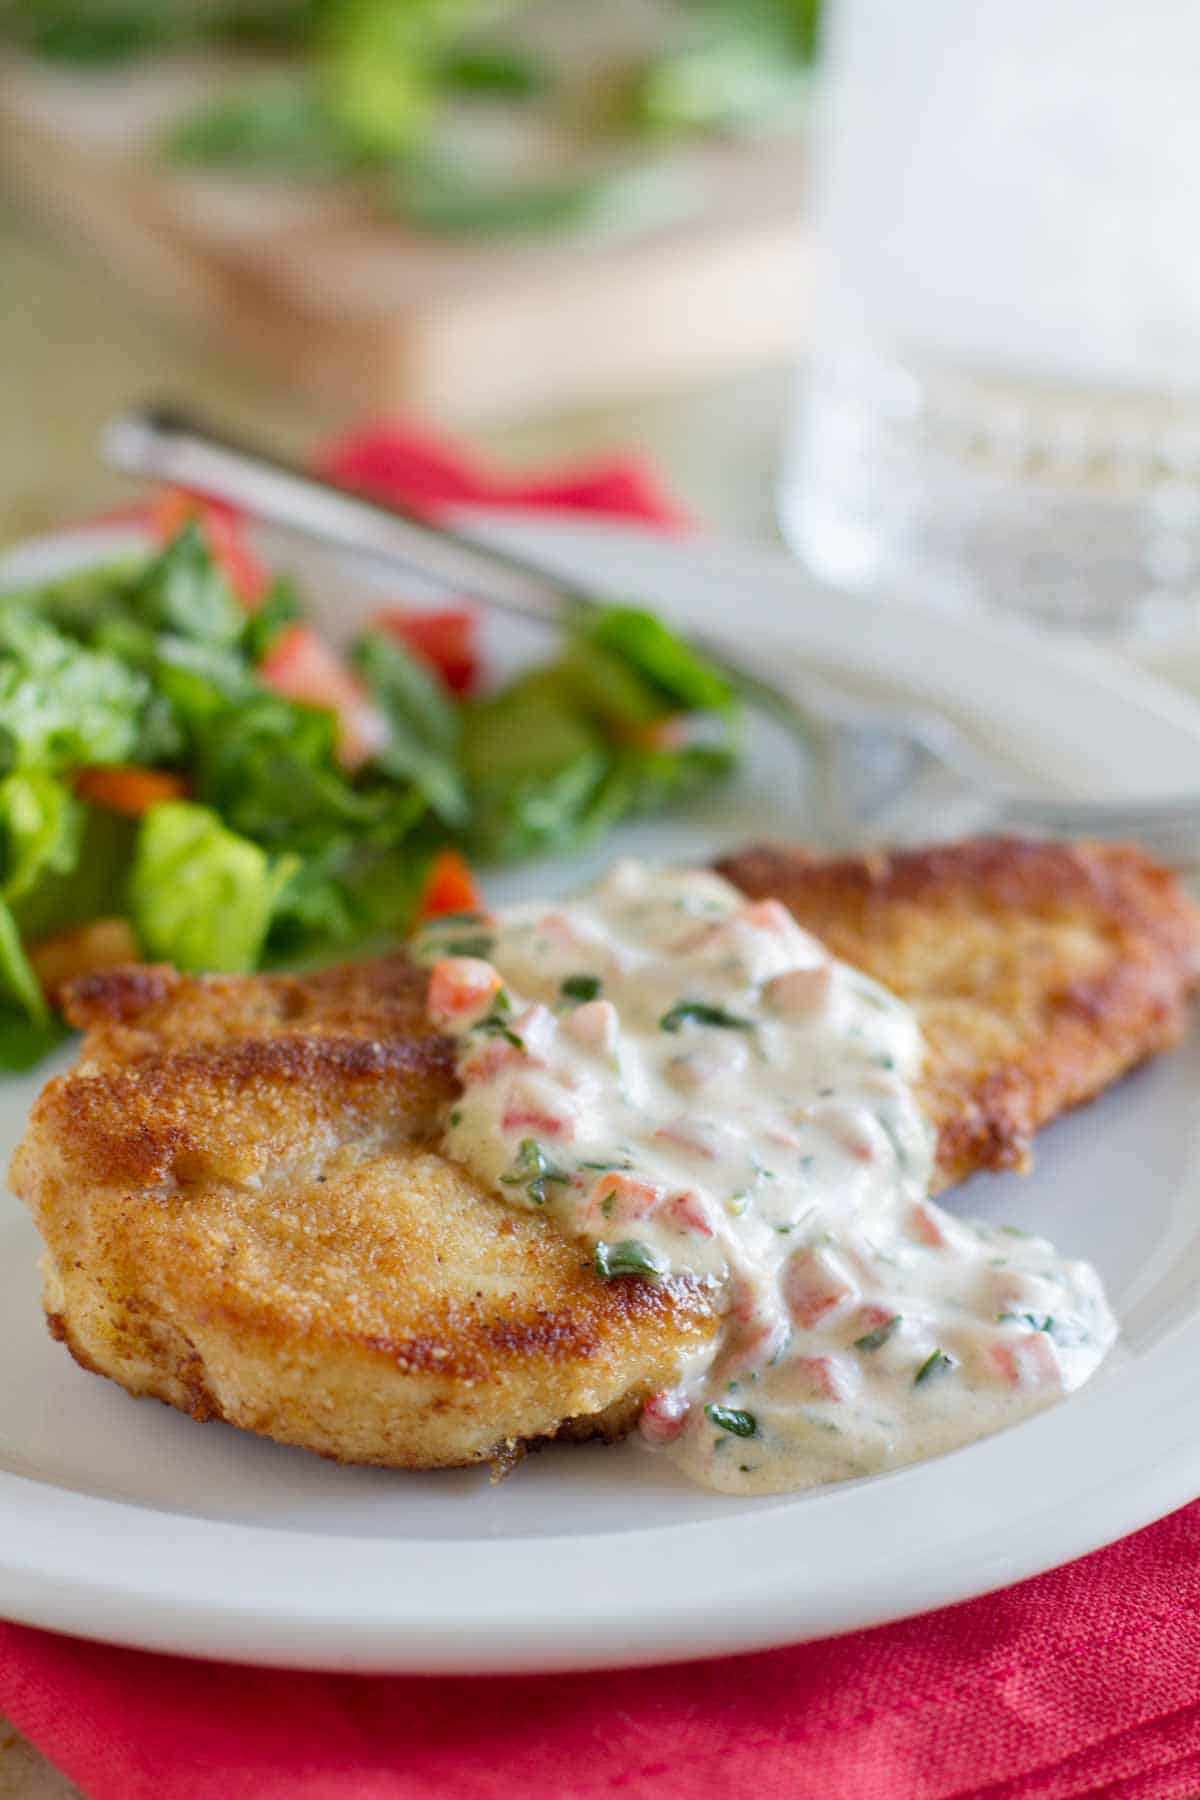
[
  {"x1": 705, "y1": 1403, "x2": 757, "y2": 1439},
  {"x1": 914, "y1": 1347, "x2": 957, "y2": 1385},
  {"x1": 561, "y1": 972, "x2": 602, "y2": 1003},
  {"x1": 578, "y1": 1157, "x2": 634, "y2": 1171},
  {"x1": 500, "y1": 1137, "x2": 569, "y2": 1205},
  {"x1": 476, "y1": 1015, "x2": 524, "y2": 1049},
  {"x1": 998, "y1": 1311, "x2": 1086, "y2": 1346},
  {"x1": 854, "y1": 1314, "x2": 902, "y2": 1352},
  {"x1": 475, "y1": 986, "x2": 523, "y2": 1049},
  {"x1": 594, "y1": 1238, "x2": 667, "y2": 1281},
  {"x1": 659, "y1": 998, "x2": 755, "y2": 1034}
]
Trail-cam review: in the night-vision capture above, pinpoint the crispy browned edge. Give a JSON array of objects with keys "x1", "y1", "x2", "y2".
[
  {"x1": 717, "y1": 835, "x2": 1200, "y2": 1188},
  {"x1": 30, "y1": 954, "x2": 717, "y2": 1469},
  {"x1": 22, "y1": 835, "x2": 1200, "y2": 1470}
]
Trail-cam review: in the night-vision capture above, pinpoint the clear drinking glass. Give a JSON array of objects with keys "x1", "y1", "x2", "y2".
[{"x1": 780, "y1": 0, "x2": 1200, "y2": 633}]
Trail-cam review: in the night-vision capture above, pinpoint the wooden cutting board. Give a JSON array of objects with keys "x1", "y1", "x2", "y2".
[{"x1": 0, "y1": 48, "x2": 812, "y2": 423}]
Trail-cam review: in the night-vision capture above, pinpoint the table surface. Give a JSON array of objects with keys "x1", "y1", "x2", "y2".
[{"x1": 0, "y1": 193, "x2": 794, "y2": 1796}]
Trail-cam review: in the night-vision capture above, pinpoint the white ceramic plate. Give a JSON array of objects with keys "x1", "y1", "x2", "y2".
[{"x1": 2, "y1": 515, "x2": 1199, "y2": 1675}]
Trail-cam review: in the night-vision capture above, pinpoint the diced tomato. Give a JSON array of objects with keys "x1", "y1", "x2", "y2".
[
  {"x1": 501, "y1": 1105, "x2": 572, "y2": 1139},
  {"x1": 722, "y1": 1272, "x2": 789, "y2": 1373},
  {"x1": 259, "y1": 625, "x2": 390, "y2": 771},
  {"x1": 639, "y1": 1389, "x2": 691, "y2": 1446},
  {"x1": 373, "y1": 606, "x2": 479, "y2": 694},
  {"x1": 565, "y1": 998, "x2": 618, "y2": 1054},
  {"x1": 815, "y1": 1102, "x2": 878, "y2": 1164},
  {"x1": 783, "y1": 1245, "x2": 860, "y2": 1328},
  {"x1": 151, "y1": 488, "x2": 270, "y2": 606},
  {"x1": 773, "y1": 1353, "x2": 860, "y2": 1404},
  {"x1": 417, "y1": 849, "x2": 484, "y2": 921},
  {"x1": 74, "y1": 764, "x2": 189, "y2": 816},
  {"x1": 652, "y1": 1118, "x2": 719, "y2": 1159},
  {"x1": 765, "y1": 964, "x2": 833, "y2": 1018},
  {"x1": 538, "y1": 910, "x2": 590, "y2": 951},
  {"x1": 427, "y1": 956, "x2": 502, "y2": 1029},
  {"x1": 853, "y1": 1302, "x2": 899, "y2": 1336},
  {"x1": 461, "y1": 1040, "x2": 525, "y2": 1084},
  {"x1": 667, "y1": 1189, "x2": 716, "y2": 1238},
  {"x1": 990, "y1": 1331, "x2": 1062, "y2": 1392},
  {"x1": 738, "y1": 899, "x2": 793, "y2": 935},
  {"x1": 909, "y1": 1200, "x2": 952, "y2": 1249},
  {"x1": 499, "y1": 1067, "x2": 575, "y2": 1139},
  {"x1": 585, "y1": 1171, "x2": 663, "y2": 1231}
]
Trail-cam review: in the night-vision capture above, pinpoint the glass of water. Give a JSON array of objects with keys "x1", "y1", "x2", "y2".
[{"x1": 780, "y1": 0, "x2": 1200, "y2": 634}]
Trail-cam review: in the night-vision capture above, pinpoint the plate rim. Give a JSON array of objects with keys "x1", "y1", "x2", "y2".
[{"x1": 2, "y1": 511, "x2": 1199, "y2": 1674}]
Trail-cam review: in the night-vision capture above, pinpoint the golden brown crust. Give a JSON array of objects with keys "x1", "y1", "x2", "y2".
[
  {"x1": 17, "y1": 953, "x2": 718, "y2": 1470},
  {"x1": 14, "y1": 834, "x2": 1198, "y2": 1471},
  {"x1": 717, "y1": 836, "x2": 1200, "y2": 1188}
]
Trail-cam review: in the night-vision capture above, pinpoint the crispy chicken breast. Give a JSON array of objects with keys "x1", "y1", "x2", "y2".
[
  {"x1": 718, "y1": 837, "x2": 1200, "y2": 1190},
  {"x1": 11, "y1": 837, "x2": 1199, "y2": 1471}
]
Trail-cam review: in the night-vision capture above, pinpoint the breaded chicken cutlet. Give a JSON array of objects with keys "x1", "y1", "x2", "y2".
[{"x1": 11, "y1": 836, "x2": 1199, "y2": 1472}]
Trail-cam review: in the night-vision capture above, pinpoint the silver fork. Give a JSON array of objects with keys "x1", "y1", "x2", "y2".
[{"x1": 102, "y1": 406, "x2": 1200, "y2": 864}]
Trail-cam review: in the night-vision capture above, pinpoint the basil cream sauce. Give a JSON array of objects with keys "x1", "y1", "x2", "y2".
[{"x1": 416, "y1": 862, "x2": 1117, "y2": 1495}]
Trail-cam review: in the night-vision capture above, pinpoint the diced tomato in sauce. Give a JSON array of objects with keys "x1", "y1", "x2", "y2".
[
  {"x1": 990, "y1": 1331, "x2": 1062, "y2": 1391},
  {"x1": 427, "y1": 957, "x2": 502, "y2": 1029},
  {"x1": 773, "y1": 1353, "x2": 860, "y2": 1404},
  {"x1": 585, "y1": 1172, "x2": 663, "y2": 1232},
  {"x1": 783, "y1": 1244, "x2": 860, "y2": 1328},
  {"x1": 639, "y1": 1389, "x2": 691, "y2": 1446}
]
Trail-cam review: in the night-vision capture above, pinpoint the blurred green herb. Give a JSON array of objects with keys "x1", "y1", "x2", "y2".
[{"x1": 5, "y1": 0, "x2": 822, "y2": 241}]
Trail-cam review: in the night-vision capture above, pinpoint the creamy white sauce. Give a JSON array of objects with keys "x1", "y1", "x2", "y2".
[{"x1": 414, "y1": 862, "x2": 1117, "y2": 1495}]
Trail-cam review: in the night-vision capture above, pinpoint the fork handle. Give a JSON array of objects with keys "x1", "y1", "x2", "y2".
[
  {"x1": 102, "y1": 406, "x2": 596, "y2": 624},
  {"x1": 101, "y1": 403, "x2": 826, "y2": 739}
]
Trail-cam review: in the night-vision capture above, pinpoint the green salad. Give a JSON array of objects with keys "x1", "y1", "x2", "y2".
[{"x1": 0, "y1": 509, "x2": 738, "y2": 1068}]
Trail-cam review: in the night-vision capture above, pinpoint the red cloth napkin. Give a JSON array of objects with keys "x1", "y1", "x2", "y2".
[
  {"x1": 3, "y1": 425, "x2": 1199, "y2": 1800},
  {"x1": 316, "y1": 422, "x2": 692, "y2": 530}
]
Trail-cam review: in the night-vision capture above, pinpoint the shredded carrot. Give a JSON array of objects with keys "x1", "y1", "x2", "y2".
[
  {"x1": 418, "y1": 849, "x2": 484, "y2": 919},
  {"x1": 75, "y1": 765, "x2": 189, "y2": 817}
]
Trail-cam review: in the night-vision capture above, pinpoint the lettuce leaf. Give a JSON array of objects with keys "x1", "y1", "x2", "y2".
[
  {"x1": 0, "y1": 771, "x2": 82, "y2": 903},
  {"x1": 579, "y1": 606, "x2": 736, "y2": 713},
  {"x1": 457, "y1": 614, "x2": 738, "y2": 862},
  {"x1": 128, "y1": 521, "x2": 246, "y2": 646},
  {"x1": 130, "y1": 801, "x2": 298, "y2": 974},
  {"x1": 10, "y1": 804, "x2": 135, "y2": 943},
  {"x1": 352, "y1": 632, "x2": 467, "y2": 826},
  {"x1": 0, "y1": 896, "x2": 47, "y2": 1024},
  {"x1": 0, "y1": 610, "x2": 149, "y2": 773}
]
